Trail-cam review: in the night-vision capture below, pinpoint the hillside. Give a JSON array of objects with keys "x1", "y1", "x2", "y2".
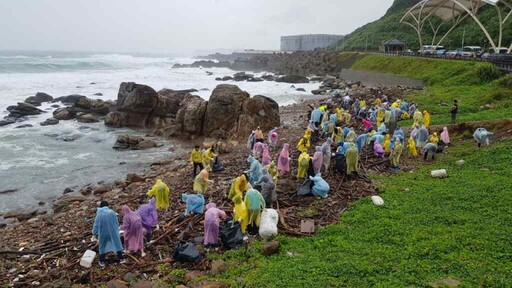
[{"x1": 333, "y1": 0, "x2": 512, "y2": 51}]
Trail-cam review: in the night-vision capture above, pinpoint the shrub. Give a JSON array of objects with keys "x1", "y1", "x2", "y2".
[
  {"x1": 497, "y1": 74, "x2": 512, "y2": 89},
  {"x1": 477, "y1": 64, "x2": 503, "y2": 83}
]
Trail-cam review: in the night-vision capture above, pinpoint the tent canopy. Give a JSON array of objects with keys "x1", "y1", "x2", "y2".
[{"x1": 401, "y1": 0, "x2": 497, "y2": 23}]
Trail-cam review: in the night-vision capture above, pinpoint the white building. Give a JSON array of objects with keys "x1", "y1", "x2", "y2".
[{"x1": 280, "y1": 34, "x2": 345, "y2": 51}]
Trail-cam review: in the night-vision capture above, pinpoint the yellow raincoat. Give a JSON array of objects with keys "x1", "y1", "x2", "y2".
[
  {"x1": 233, "y1": 195, "x2": 248, "y2": 233},
  {"x1": 332, "y1": 127, "x2": 344, "y2": 146},
  {"x1": 297, "y1": 136, "x2": 310, "y2": 153},
  {"x1": 265, "y1": 162, "x2": 279, "y2": 184},
  {"x1": 193, "y1": 169, "x2": 210, "y2": 194},
  {"x1": 228, "y1": 174, "x2": 251, "y2": 200},
  {"x1": 360, "y1": 100, "x2": 367, "y2": 108},
  {"x1": 336, "y1": 108, "x2": 342, "y2": 121},
  {"x1": 390, "y1": 141, "x2": 403, "y2": 167},
  {"x1": 377, "y1": 108, "x2": 385, "y2": 126},
  {"x1": 413, "y1": 110, "x2": 423, "y2": 128},
  {"x1": 423, "y1": 111, "x2": 431, "y2": 127},
  {"x1": 147, "y1": 179, "x2": 170, "y2": 210},
  {"x1": 383, "y1": 134, "x2": 391, "y2": 155},
  {"x1": 407, "y1": 137, "x2": 418, "y2": 156},
  {"x1": 373, "y1": 98, "x2": 382, "y2": 107},
  {"x1": 343, "y1": 112, "x2": 352, "y2": 125},
  {"x1": 202, "y1": 148, "x2": 217, "y2": 168},
  {"x1": 345, "y1": 143, "x2": 359, "y2": 174},
  {"x1": 189, "y1": 148, "x2": 202, "y2": 164},
  {"x1": 428, "y1": 132, "x2": 439, "y2": 145},
  {"x1": 391, "y1": 101, "x2": 400, "y2": 108},
  {"x1": 401, "y1": 111, "x2": 411, "y2": 120},
  {"x1": 297, "y1": 151, "x2": 310, "y2": 178}
]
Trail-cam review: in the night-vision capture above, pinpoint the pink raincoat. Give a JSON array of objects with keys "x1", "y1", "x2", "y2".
[
  {"x1": 277, "y1": 143, "x2": 290, "y2": 174},
  {"x1": 440, "y1": 127, "x2": 450, "y2": 144},
  {"x1": 253, "y1": 142, "x2": 265, "y2": 160},
  {"x1": 311, "y1": 146, "x2": 323, "y2": 174},
  {"x1": 120, "y1": 205, "x2": 144, "y2": 252},
  {"x1": 262, "y1": 144, "x2": 272, "y2": 166},
  {"x1": 203, "y1": 203, "x2": 227, "y2": 246},
  {"x1": 268, "y1": 131, "x2": 278, "y2": 147}
]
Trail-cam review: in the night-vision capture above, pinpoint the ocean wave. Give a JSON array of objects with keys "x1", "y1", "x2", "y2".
[{"x1": 0, "y1": 55, "x2": 32, "y2": 59}]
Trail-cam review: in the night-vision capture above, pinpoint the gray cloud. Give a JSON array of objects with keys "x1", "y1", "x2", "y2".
[{"x1": 0, "y1": 0, "x2": 394, "y2": 54}]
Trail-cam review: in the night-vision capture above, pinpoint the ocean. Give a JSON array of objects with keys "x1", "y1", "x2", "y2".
[{"x1": 0, "y1": 50, "x2": 317, "y2": 213}]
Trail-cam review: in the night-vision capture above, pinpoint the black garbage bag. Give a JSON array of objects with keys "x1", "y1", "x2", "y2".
[
  {"x1": 335, "y1": 155, "x2": 346, "y2": 175},
  {"x1": 212, "y1": 157, "x2": 224, "y2": 172},
  {"x1": 220, "y1": 220, "x2": 244, "y2": 250},
  {"x1": 297, "y1": 179, "x2": 313, "y2": 197},
  {"x1": 172, "y1": 242, "x2": 202, "y2": 262}
]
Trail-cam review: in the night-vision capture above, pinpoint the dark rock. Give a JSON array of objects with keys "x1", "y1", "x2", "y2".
[
  {"x1": 233, "y1": 72, "x2": 253, "y2": 81},
  {"x1": 104, "y1": 111, "x2": 126, "y2": 128},
  {"x1": 113, "y1": 134, "x2": 158, "y2": 150},
  {"x1": 25, "y1": 92, "x2": 53, "y2": 105},
  {"x1": 14, "y1": 124, "x2": 33, "y2": 128},
  {"x1": 0, "y1": 189, "x2": 17, "y2": 194},
  {"x1": 4, "y1": 208, "x2": 38, "y2": 222},
  {"x1": 63, "y1": 187, "x2": 74, "y2": 194},
  {"x1": 76, "y1": 113, "x2": 99, "y2": 123},
  {"x1": 93, "y1": 93, "x2": 103, "y2": 96},
  {"x1": 237, "y1": 95, "x2": 280, "y2": 137},
  {"x1": 0, "y1": 223, "x2": 6, "y2": 229},
  {"x1": 52, "y1": 94, "x2": 84, "y2": 104},
  {"x1": 215, "y1": 77, "x2": 222, "y2": 81},
  {"x1": 52, "y1": 192, "x2": 86, "y2": 213},
  {"x1": 40, "y1": 118, "x2": 59, "y2": 126},
  {"x1": 221, "y1": 76, "x2": 233, "y2": 81},
  {"x1": 7, "y1": 102, "x2": 44, "y2": 118},
  {"x1": 203, "y1": 84, "x2": 249, "y2": 136},
  {"x1": 53, "y1": 107, "x2": 75, "y2": 120},
  {"x1": 118, "y1": 82, "x2": 158, "y2": 114},
  {"x1": 175, "y1": 95, "x2": 207, "y2": 136},
  {"x1": 38, "y1": 201, "x2": 45, "y2": 206},
  {"x1": 247, "y1": 77, "x2": 264, "y2": 82},
  {"x1": 296, "y1": 88, "x2": 306, "y2": 92},
  {"x1": 0, "y1": 118, "x2": 16, "y2": 126},
  {"x1": 51, "y1": 104, "x2": 60, "y2": 108},
  {"x1": 126, "y1": 173, "x2": 145, "y2": 183},
  {"x1": 312, "y1": 88, "x2": 328, "y2": 95},
  {"x1": 275, "y1": 75, "x2": 309, "y2": 84},
  {"x1": 309, "y1": 76, "x2": 323, "y2": 82},
  {"x1": 93, "y1": 184, "x2": 111, "y2": 195},
  {"x1": 261, "y1": 74, "x2": 275, "y2": 81},
  {"x1": 261, "y1": 240, "x2": 280, "y2": 256}
]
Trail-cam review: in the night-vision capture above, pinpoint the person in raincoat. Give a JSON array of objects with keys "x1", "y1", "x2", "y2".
[
  {"x1": 342, "y1": 111, "x2": 352, "y2": 125},
  {"x1": 120, "y1": 205, "x2": 145, "y2": 256},
  {"x1": 390, "y1": 137, "x2": 403, "y2": 169},
  {"x1": 189, "y1": 145, "x2": 203, "y2": 178},
  {"x1": 254, "y1": 169, "x2": 276, "y2": 207},
  {"x1": 321, "y1": 138, "x2": 333, "y2": 173},
  {"x1": 311, "y1": 146, "x2": 324, "y2": 175},
  {"x1": 254, "y1": 127, "x2": 264, "y2": 143},
  {"x1": 202, "y1": 147, "x2": 217, "y2": 168},
  {"x1": 297, "y1": 151, "x2": 310, "y2": 179},
  {"x1": 413, "y1": 109, "x2": 423, "y2": 128},
  {"x1": 407, "y1": 137, "x2": 418, "y2": 157},
  {"x1": 373, "y1": 98, "x2": 382, "y2": 107},
  {"x1": 346, "y1": 143, "x2": 359, "y2": 175},
  {"x1": 361, "y1": 118, "x2": 373, "y2": 132},
  {"x1": 309, "y1": 173, "x2": 330, "y2": 198},
  {"x1": 228, "y1": 173, "x2": 251, "y2": 200},
  {"x1": 268, "y1": 128, "x2": 279, "y2": 148},
  {"x1": 356, "y1": 133, "x2": 369, "y2": 152},
  {"x1": 232, "y1": 195, "x2": 248, "y2": 233},
  {"x1": 203, "y1": 203, "x2": 227, "y2": 248},
  {"x1": 345, "y1": 128, "x2": 357, "y2": 143},
  {"x1": 416, "y1": 125, "x2": 429, "y2": 150},
  {"x1": 246, "y1": 156, "x2": 263, "y2": 185},
  {"x1": 244, "y1": 188, "x2": 265, "y2": 228},
  {"x1": 428, "y1": 132, "x2": 439, "y2": 146},
  {"x1": 423, "y1": 143, "x2": 437, "y2": 161},
  {"x1": 182, "y1": 193, "x2": 205, "y2": 215},
  {"x1": 253, "y1": 142, "x2": 265, "y2": 160},
  {"x1": 297, "y1": 135, "x2": 310, "y2": 153},
  {"x1": 332, "y1": 127, "x2": 344, "y2": 146},
  {"x1": 193, "y1": 166, "x2": 213, "y2": 194},
  {"x1": 247, "y1": 130, "x2": 256, "y2": 150},
  {"x1": 384, "y1": 109, "x2": 392, "y2": 128},
  {"x1": 371, "y1": 132, "x2": 385, "y2": 145},
  {"x1": 311, "y1": 108, "x2": 323, "y2": 126},
  {"x1": 261, "y1": 144, "x2": 272, "y2": 166},
  {"x1": 92, "y1": 201, "x2": 125, "y2": 267},
  {"x1": 440, "y1": 127, "x2": 450, "y2": 145},
  {"x1": 383, "y1": 134, "x2": 391, "y2": 155},
  {"x1": 393, "y1": 127, "x2": 405, "y2": 144},
  {"x1": 277, "y1": 143, "x2": 290, "y2": 175},
  {"x1": 147, "y1": 179, "x2": 170, "y2": 211},
  {"x1": 329, "y1": 112, "x2": 338, "y2": 124},
  {"x1": 473, "y1": 128, "x2": 493, "y2": 147},
  {"x1": 377, "y1": 108, "x2": 385, "y2": 126},
  {"x1": 377, "y1": 122, "x2": 387, "y2": 135},
  {"x1": 422, "y1": 110, "x2": 431, "y2": 127},
  {"x1": 336, "y1": 141, "x2": 350, "y2": 156},
  {"x1": 373, "y1": 141, "x2": 384, "y2": 158},
  {"x1": 136, "y1": 198, "x2": 158, "y2": 243}
]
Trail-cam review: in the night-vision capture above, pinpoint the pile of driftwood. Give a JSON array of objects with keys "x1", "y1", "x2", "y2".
[{"x1": 0, "y1": 97, "x2": 401, "y2": 286}]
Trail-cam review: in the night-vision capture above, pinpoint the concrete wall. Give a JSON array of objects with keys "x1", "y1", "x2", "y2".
[{"x1": 281, "y1": 34, "x2": 344, "y2": 51}]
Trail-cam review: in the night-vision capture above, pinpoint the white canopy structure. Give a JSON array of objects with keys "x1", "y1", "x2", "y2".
[{"x1": 401, "y1": 0, "x2": 512, "y2": 53}]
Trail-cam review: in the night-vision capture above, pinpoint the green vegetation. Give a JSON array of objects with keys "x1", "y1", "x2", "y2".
[
  {"x1": 332, "y1": 0, "x2": 512, "y2": 51},
  {"x1": 207, "y1": 140, "x2": 512, "y2": 287},
  {"x1": 350, "y1": 54, "x2": 512, "y2": 125}
]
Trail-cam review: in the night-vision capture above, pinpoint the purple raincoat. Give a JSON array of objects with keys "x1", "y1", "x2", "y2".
[
  {"x1": 136, "y1": 198, "x2": 158, "y2": 236},
  {"x1": 262, "y1": 144, "x2": 272, "y2": 166},
  {"x1": 311, "y1": 146, "x2": 323, "y2": 174},
  {"x1": 120, "y1": 205, "x2": 144, "y2": 252},
  {"x1": 203, "y1": 203, "x2": 227, "y2": 246}
]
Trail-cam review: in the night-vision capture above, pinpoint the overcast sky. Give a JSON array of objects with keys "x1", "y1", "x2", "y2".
[{"x1": 0, "y1": 0, "x2": 394, "y2": 54}]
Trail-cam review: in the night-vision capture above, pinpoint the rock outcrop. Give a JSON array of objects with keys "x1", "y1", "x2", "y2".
[
  {"x1": 106, "y1": 83, "x2": 280, "y2": 139},
  {"x1": 25, "y1": 92, "x2": 54, "y2": 106},
  {"x1": 275, "y1": 75, "x2": 309, "y2": 84},
  {"x1": 113, "y1": 134, "x2": 159, "y2": 150}
]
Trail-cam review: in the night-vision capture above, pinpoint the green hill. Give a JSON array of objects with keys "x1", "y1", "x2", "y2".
[{"x1": 333, "y1": 0, "x2": 512, "y2": 51}]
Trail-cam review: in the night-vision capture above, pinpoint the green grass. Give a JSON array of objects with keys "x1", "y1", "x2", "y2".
[
  {"x1": 205, "y1": 140, "x2": 512, "y2": 287},
  {"x1": 350, "y1": 55, "x2": 512, "y2": 125}
]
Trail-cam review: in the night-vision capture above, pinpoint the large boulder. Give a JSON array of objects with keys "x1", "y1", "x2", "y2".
[
  {"x1": 74, "y1": 96, "x2": 110, "y2": 115},
  {"x1": 40, "y1": 118, "x2": 59, "y2": 126},
  {"x1": 237, "y1": 95, "x2": 280, "y2": 136},
  {"x1": 52, "y1": 94, "x2": 84, "y2": 105},
  {"x1": 52, "y1": 192, "x2": 86, "y2": 213},
  {"x1": 53, "y1": 107, "x2": 75, "y2": 120},
  {"x1": 157, "y1": 89, "x2": 187, "y2": 116},
  {"x1": 25, "y1": 92, "x2": 54, "y2": 106},
  {"x1": 104, "y1": 111, "x2": 126, "y2": 128},
  {"x1": 113, "y1": 134, "x2": 159, "y2": 150},
  {"x1": 175, "y1": 95, "x2": 207, "y2": 135},
  {"x1": 203, "y1": 85, "x2": 249, "y2": 137},
  {"x1": 76, "y1": 113, "x2": 99, "y2": 123},
  {"x1": 275, "y1": 75, "x2": 309, "y2": 84},
  {"x1": 117, "y1": 82, "x2": 158, "y2": 114}
]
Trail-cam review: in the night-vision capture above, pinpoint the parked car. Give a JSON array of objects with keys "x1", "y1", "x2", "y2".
[
  {"x1": 481, "y1": 47, "x2": 510, "y2": 59},
  {"x1": 447, "y1": 48, "x2": 462, "y2": 58},
  {"x1": 461, "y1": 46, "x2": 482, "y2": 57},
  {"x1": 436, "y1": 49, "x2": 448, "y2": 56},
  {"x1": 419, "y1": 45, "x2": 445, "y2": 55}
]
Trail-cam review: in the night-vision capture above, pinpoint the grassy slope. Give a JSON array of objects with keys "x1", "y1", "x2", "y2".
[
  {"x1": 351, "y1": 54, "x2": 512, "y2": 125},
  {"x1": 208, "y1": 140, "x2": 512, "y2": 287}
]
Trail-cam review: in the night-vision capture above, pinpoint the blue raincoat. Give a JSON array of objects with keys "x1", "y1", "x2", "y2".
[
  {"x1": 336, "y1": 142, "x2": 350, "y2": 156},
  {"x1": 378, "y1": 122, "x2": 387, "y2": 134},
  {"x1": 311, "y1": 108, "x2": 323, "y2": 123},
  {"x1": 473, "y1": 128, "x2": 493, "y2": 144},
  {"x1": 92, "y1": 207, "x2": 123, "y2": 255},
  {"x1": 393, "y1": 128, "x2": 404, "y2": 142},
  {"x1": 247, "y1": 156, "x2": 263, "y2": 185},
  {"x1": 182, "y1": 193, "x2": 205, "y2": 215},
  {"x1": 343, "y1": 127, "x2": 350, "y2": 136},
  {"x1": 356, "y1": 133, "x2": 370, "y2": 152},
  {"x1": 371, "y1": 133, "x2": 384, "y2": 144},
  {"x1": 329, "y1": 113, "x2": 338, "y2": 124},
  {"x1": 309, "y1": 174, "x2": 329, "y2": 198}
]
